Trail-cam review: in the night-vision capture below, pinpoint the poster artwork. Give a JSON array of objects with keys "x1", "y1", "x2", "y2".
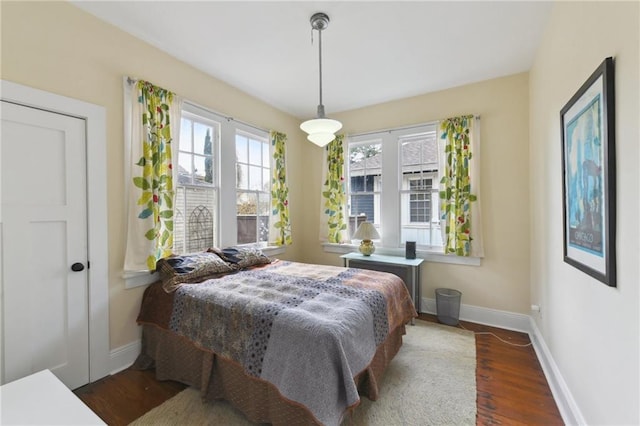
[{"x1": 566, "y1": 96, "x2": 604, "y2": 257}]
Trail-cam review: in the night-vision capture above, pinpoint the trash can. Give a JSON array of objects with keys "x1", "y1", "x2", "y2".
[{"x1": 435, "y1": 288, "x2": 462, "y2": 326}]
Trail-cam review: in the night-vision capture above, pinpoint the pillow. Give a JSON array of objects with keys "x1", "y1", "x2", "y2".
[
  {"x1": 157, "y1": 252, "x2": 236, "y2": 292},
  {"x1": 210, "y1": 246, "x2": 271, "y2": 269}
]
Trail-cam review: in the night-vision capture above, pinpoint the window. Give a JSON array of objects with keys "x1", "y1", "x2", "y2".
[
  {"x1": 235, "y1": 131, "x2": 270, "y2": 245},
  {"x1": 174, "y1": 112, "x2": 219, "y2": 253},
  {"x1": 347, "y1": 123, "x2": 442, "y2": 250},
  {"x1": 123, "y1": 84, "x2": 283, "y2": 289},
  {"x1": 173, "y1": 103, "x2": 270, "y2": 255}
]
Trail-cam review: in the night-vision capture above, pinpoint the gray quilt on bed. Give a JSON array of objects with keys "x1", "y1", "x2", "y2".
[{"x1": 168, "y1": 261, "x2": 390, "y2": 425}]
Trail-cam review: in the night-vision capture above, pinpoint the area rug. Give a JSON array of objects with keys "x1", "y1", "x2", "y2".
[{"x1": 130, "y1": 320, "x2": 476, "y2": 425}]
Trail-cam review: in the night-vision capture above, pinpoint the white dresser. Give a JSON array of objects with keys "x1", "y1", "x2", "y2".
[{"x1": 0, "y1": 370, "x2": 105, "y2": 425}]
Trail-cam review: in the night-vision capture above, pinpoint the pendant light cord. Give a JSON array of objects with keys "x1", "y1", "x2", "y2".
[{"x1": 318, "y1": 27, "x2": 323, "y2": 112}]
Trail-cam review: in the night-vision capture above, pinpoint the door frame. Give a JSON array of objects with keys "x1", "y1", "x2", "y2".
[{"x1": 1, "y1": 80, "x2": 110, "y2": 384}]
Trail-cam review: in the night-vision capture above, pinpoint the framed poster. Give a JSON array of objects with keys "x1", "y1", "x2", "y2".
[{"x1": 560, "y1": 57, "x2": 616, "y2": 287}]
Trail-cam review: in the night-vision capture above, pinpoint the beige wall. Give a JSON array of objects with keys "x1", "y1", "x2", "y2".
[
  {"x1": 299, "y1": 73, "x2": 532, "y2": 315},
  {"x1": 1, "y1": 1, "x2": 305, "y2": 350},
  {"x1": 529, "y1": 2, "x2": 639, "y2": 424},
  {"x1": 1, "y1": 0, "x2": 534, "y2": 353}
]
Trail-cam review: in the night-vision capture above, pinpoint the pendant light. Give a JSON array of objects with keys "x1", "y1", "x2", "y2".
[{"x1": 300, "y1": 12, "x2": 342, "y2": 147}]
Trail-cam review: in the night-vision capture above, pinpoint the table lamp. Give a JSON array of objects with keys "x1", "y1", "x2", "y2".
[{"x1": 353, "y1": 221, "x2": 381, "y2": 256}]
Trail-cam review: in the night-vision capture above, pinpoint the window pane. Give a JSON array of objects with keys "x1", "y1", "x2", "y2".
[
  {"x1": 178, "y1": 152, "x2": 192, "y2": 185},
  {"x1": 180, "y1": 118, "x2": 192, "y2": 152},
  {"x1": 351, "y1": 176, "x2": 364, "y2": 192},
  {"x1": 257, "y1": 192, "x2": 270, "y2": 216},
  {"x1": 350, "y1": 194, "x2": 374, "y2": 222},
  {"x1": 193, "y1": 122, "x2": 209, "y2": 155},
  {"x1": 236, "y1": 189, "x2": 270, "y2": 245},
  {"x1": 349, "y1": 143, "x2": 382, "y2": 181},
  {"x1": 237, "y1": 192, "x2": 257, "y2": 214},
  {"x1": 237, "y1": 164, "x2": 248, "y2": 189},
  {"x1": 263, "y1": 168, "x2": 270, "y2": 192},
  {"x1": 236, "y1": 135, "x2": 248, "y2": 163},
  {"x1": 237, "y1": 192, "x2": 257, "y2": 244},
  {"x1": 400, "y1": 133, "x2": 438, "y2": 190},
  {"x1": 249, "y1": 165, "x2": 262, "y2": 191},
  {"x1": 193, "y1": 155, "x2": 208, "y2": 185},
  {"x1": 400, "y1": 187, "x2": 441, "y2": 246},
  {"x1": 258, "y1": 193, "x2": 269, "y2": 243},
  {"x1": 258, "y1": 215, "x2": 269, "y2": 243},
  {"x1": 401, "y1": 140, "x2": 422, "y2": 167},
  {"x1": 365, "y1": 175, "x2": 375, "y2": 192},
  {"x1": 174, "y1": 186, "x2": 217, "y2": 253},
  {"x1": 249, "y1": 139, "x2": 262, "y2": 165}
]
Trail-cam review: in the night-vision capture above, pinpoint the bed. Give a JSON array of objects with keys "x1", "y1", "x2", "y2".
[{"x1": 134, "y1": 248, "x2": 416, "y2": 426}]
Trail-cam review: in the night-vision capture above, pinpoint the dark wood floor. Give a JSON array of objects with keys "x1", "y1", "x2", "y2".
[{"x1": 74, "y1": 314, "x2": 563, "y2": 425}]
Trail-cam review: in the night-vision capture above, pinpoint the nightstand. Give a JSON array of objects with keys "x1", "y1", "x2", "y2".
[{"x1": 341, "y1": 252, "x2": 423, "y2": 313}]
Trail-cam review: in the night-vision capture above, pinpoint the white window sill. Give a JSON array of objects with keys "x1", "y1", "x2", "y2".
[
  {"x1": 123, "y1": 270, "x2": 159, "y2": 289},
  {"x1": 124, "y1": 245, "x2": 287, "y2": 289},
  {"x1": 322, "y1": 243, "x2": 481, "y2": 266},
  {"x1": 236, "y1": 243, "x2": 286, "y2": 257},
  {"x1": 262, "y1": 245, "x2": 286, "y2": 257}
]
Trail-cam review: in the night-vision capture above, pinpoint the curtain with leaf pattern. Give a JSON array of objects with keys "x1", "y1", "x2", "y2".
[
  {"x1": 124, "y1": 79, "x2": 183, "y2": 272},
  {"x1": 439, "y1": 115, "x2": 484, "y2": 257},
  {"x1": 319, "y1": 135, "x2": 349, "y2": 243},
  {"x1": 269, "y1": 131, "x2": 292, "y2": 246}
]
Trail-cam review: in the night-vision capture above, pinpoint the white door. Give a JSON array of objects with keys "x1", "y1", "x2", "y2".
[{"x1": 1, "y1": 101, "x2": 89, "y2": 389}]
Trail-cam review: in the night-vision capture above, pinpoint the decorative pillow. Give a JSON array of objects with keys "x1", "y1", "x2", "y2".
[
  {"x1": 157, "y1": 252, "x2": 236, "y2": 292},
  {"x1": 210, "y1": 246, "x2": 271, "y2": 269}
]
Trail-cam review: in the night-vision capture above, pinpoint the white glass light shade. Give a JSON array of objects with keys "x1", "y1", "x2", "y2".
[
  {"x1": 300, "y1": 118, "x2": 343, "y2": 147},
  {"x1": 353, "y1": 221, "x2": 380, "y2": 241}
]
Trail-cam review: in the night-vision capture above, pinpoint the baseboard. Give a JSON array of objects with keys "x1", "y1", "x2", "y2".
[
  {"x1": 529, "y1": 318, "x2": 585, "y2": 426},
  {"x1": 420, "y1": 297, "x2": 530, "y2": 333},
  {"x1": 108, "y1": 340, "x2": 141, "y2": 376}
]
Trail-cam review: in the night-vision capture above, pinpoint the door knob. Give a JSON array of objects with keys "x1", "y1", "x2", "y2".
[{"x1": 71, "y1": 262, "x2": 85, "y2": 272}]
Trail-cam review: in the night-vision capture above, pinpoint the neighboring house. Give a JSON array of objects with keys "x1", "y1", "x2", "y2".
[{"x1": 349, "y1": 130, "x2": 442, "y2": 246}]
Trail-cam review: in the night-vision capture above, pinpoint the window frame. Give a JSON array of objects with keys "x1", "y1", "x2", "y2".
[
  {"x1": 177, "y1": 102, "x2": 274, "y2": 251},
  {"x1": 235, "y1": 129, "x2": 271, "y2": 246},
  {"x1": 348, "y1": 124, "x2": 440, "y2": 250},
  {"x1": 336, "y1": 122, "x2": 480, "y2": 265},
  {"x1": 174, "y1": 109, "x2": 220, "y2": 253}
]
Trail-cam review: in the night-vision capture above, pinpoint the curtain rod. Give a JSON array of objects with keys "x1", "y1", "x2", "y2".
[
  {"x1": 183, "y1": 100, "x2": 269, "y2": 135},
  {"x1": 348, "y1": 115, "x2": 481, "y2": 138},
  {"x1": 126, "y1": 76, "x2": 269, "y2": 135}
]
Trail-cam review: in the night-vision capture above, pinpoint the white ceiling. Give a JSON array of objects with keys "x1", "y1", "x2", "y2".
[{"x1": 72, "y1": 1, "x2": 552, "y2": 120}]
